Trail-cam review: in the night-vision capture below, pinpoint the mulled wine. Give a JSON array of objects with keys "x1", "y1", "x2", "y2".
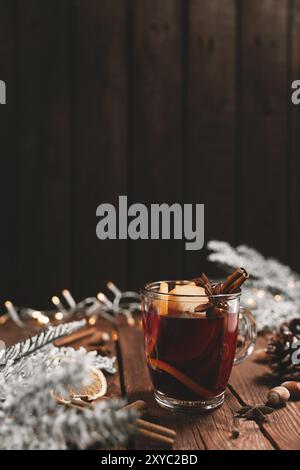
[
  {"x1": 143, "y1": 308, "x2": 238, "y2": 402},
  {"x1": 142, "y1": 277, "x2": 256, "y2": 411}
]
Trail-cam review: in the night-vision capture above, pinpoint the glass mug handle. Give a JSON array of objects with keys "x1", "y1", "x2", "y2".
[{"x1": 234, "y1": 306, "x2": 257, "y2": 366}]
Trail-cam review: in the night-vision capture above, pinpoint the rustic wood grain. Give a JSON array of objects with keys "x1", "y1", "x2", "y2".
[
  {"x1": 0, "y1": 1, "x2": 18, "y2": 303},
  {"x1": 117, "y1": 320, "x2": 152, "y2": 402},
  {"x1": 174, "y1": 388, "x2": 273, "y2": 450},
  {"x1": 73, "y1": 0, "x2": 128, "y2": 298},
  {"x1": 230, "y1": 336, "x2": 300, "y2": 450},
  {"x1": 129, "y1": 0, "x2": 184, "y2": 290},
  {"x1": 238, "y1": 0, "x2": 289, "y2": 262},
  {"x1": 36, "y1": 1, "x2": 72, "y2": 304},
  {"x1": 0, "y1": 0, "x2": 298, "y2": 305},
  {"x1": 3, "y1": 318, "x2": 297, "y2": 450},
  {"x1": 17, "y1": 0, "x2": 72, "y2": 308},
  {"x1": 117, "y1": 320, "x2": 273, "y2": 450},
  {"x1": 185, "y1": 0, "x2": 237, "y2": 279},
  {"x1": 290, "y1": 0, "x2": 300, "y2": 272}
]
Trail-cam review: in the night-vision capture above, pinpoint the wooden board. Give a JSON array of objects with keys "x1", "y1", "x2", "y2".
[
  {"x1": 290, "y1": 0, "x2": 300, "y2": 271},
  {"x1": 185, "y1": 0, "x2": 237, "y2": 279},
  {"x1": 72, "y1": 0, "x2": 129, "y2": 297},
  {"x1": 17, "y1": 0, "x2": 72, "y2": 308},
  {"x1": 0, "y1": 0, "x2": 18, "y2": 302},
  {"x1": 117, "y1": 320, "x2": 273, "y2": 450},
  {"x1": 230, "y1": 336, "x2": 300, "y2": 450},
  {"x1": 129, "y1": 0, "x2": 184, "y2": 289},
  {"x1": 239, "y1": 0, "x2": 289, "y2": 262},
  {"x1": 0, "y1": 0, "x2": 299, "y2": 306},
  {"x1": 2, "y1": 317, "x2": 300, "y2": 450}
]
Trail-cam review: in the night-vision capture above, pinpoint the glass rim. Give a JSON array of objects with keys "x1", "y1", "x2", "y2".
[{"x1": 142, "y1": 280, "x2": 242, "y2": 299}]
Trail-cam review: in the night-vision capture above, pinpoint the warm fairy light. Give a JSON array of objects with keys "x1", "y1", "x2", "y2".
[
  {"x1": 38, "y1": 314, "x2": 49, "y2": 324},
  {"x1": 112, "y1": 331, "x2": 118, "y2": 342},
  {"x1": 55, "y1": 312, "x2": 63, "y2": 320},
  {"x1": 247, "y1": 298, "x2": 256, "y2": 307},
  {"x1": 32, "y1": 310, "x2": 42, "y2": 319},
  {"x1": 0, "y1": 315, "x2": 8, "y2": 325},
  {"x1": 107, "y1": 281, "x2": 121, "y2": 296},
  {"x1": 288, "y1": 281, "x2": 295, "y2": 289},
  {"x1": 4, "y1": 301, "x2": 13, "y2": 309},
  {"x1": 257, "y1": 290, "x2": 265, "y2": 299},
  {"x1": 127, "y1": 316, "x2": 135, "y2": 326},
  {"x1": 88, "y1": 315, "x2": 96, "y2": 325},
  {"x1": 274, "y1": 294, "x2": 282, "y2": 302},
  {"x1": 97, "y1": 292, "x2": 113, "y2": 307},
  {"x1": 62, "y1": 289, "x2": 76, "y2": 308},
  {"x1": 52, "y1": 296, "x2": 60, "y2": 306}
]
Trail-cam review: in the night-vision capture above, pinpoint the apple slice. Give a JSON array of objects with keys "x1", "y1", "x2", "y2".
[
  {"x1": 168, "y1": 284, "x2": 209, "y2": 315},
  {"x1": 156, "y1": 281, "x2": 169, "y2": 316}
]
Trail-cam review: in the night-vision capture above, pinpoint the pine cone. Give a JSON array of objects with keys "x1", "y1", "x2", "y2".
[{"x1": 267, "y1": 319, "x2": 300, "y2": 380}]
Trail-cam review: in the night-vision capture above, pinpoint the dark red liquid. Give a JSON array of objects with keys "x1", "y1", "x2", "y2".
[{"x1": 143, "y1": 307, "x2": 238, "y2": 401}]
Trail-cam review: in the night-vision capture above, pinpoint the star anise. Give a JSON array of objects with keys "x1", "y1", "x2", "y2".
[{"x1": 235, "y1": 404, "x2": 274, "y2": 424}]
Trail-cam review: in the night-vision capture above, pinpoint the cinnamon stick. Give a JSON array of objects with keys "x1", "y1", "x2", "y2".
[
  {"x1": 54, "y1": 327, "x2": 97, "y2": 347},
  {"x1": 194, "y1": 301, "x2": 213, "y2": 312},
  {"x1": 149, "y1": 358, "x2": 211, "y2": 398},
  {"x1": 65, "y1": 397, "x2": 175, "y2": 446},
  {"x1": 121, "y1": 400, "x2": 147, "y2": 414},
  {"x1": 226, "y1": 269, "x2": 249, "y2": 293},
  {"x1": 137, "y1": 428, "x2": 174, "y2": 447},
  {"x1": 220, "y1": 268, "x2": 249, "y2": 294},
  {"x1": 137, "y1": 419, "x2": 176, "y2": 439}
]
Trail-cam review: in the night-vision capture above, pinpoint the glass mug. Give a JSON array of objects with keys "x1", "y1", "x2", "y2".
[{"x1": 142, "y1": 280, "x2": 256, "y2": 412}]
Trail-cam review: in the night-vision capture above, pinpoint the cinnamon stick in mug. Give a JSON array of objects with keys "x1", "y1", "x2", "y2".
[{"x1": 220, "y1": 268, "x2": 249, "y2": 294}]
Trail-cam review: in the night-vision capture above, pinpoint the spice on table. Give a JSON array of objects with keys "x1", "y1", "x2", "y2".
[
  {"x1": 280, "y1": 381, "x2": 300, "y2": 399},
  {"x1": 235, "y1": 404, "x2": 274, "y2": 424},
  {"x1": 268, "y1": 386, "x2": 290, "y2": 406}
]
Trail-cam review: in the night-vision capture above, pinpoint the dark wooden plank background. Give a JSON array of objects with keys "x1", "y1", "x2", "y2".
[{"x1": 0, "y1": 0, "x2": 299, "y2": 308}]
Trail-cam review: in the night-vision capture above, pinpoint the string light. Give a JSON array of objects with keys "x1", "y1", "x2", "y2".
[
  {"x1": 0, "y1": 315, "x2": 8, "y2": 325},
  {"x1": 247, "y1": 298, "x2": 257, "y2": 307},
  {"x1": 62, "y1": 289, "x2": 76, "y2": 309},
  {"x1": 274, "y1": 294, "x2": 282, "y2": 302},
  {"x1": 37, "y1": 313, "x2": 50, "y2": 324},
  {"x1": 97, "y1": 292, "x2": 113, "y2": 309},
  {"x1": 257, "y1": 290, "x2": 265, "y2": 299},
  {"x1": 1, "y1": 283, "x2": 141, "y2": 329},
  {"x1": 52, "y1": 296, "x2": 66, "y2": 314},
  {"x1": 88, "y1": 315, "x2": 97, "y2": 325},
  {"x1": 31, "y1": 311, "x2": 42, "y2": 319}
]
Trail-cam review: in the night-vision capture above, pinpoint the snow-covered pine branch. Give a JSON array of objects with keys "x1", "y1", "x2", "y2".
[{"x1": 207, "y1": 240, "x2": 300, "y2": 331}]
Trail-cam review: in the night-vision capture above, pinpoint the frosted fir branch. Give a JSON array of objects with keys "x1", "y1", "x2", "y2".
[
  {"x1": 0, "y1": 359, "x2": 91, "y2": 421},
  {"x1": 0, "y1": 375, "x2": 136, "y2": 449},
  {"x1": 0, "y1": 399, "x2": 137, "y2": 450},
  {"x1": 1, "y1": 345, "x2": 116, "y2": 392},
  {"x1": 207, "y1": 240, "x2": 300, "y2": 295},
  {"x1": 0, "y1": 344, "x2": 136, "y2": 449},
  {"x1": 207, "y1": 240, "x2": 300, "y2": 331},
  {"x1": 0, "y1": 319, "x2": 86, "y2": 367}
]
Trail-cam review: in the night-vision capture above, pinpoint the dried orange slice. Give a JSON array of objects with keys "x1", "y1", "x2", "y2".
[
  {"x1": 70, "y1": 367, "x2": 107, "y2": 401},
  {"x1": 52, "y1": 366, "x2": 107, "y2": 404}
]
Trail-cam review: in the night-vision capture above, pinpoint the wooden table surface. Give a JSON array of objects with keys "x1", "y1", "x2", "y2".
[{"x1": 2, "y1": 316, "x2": 300, "y2": 450}]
